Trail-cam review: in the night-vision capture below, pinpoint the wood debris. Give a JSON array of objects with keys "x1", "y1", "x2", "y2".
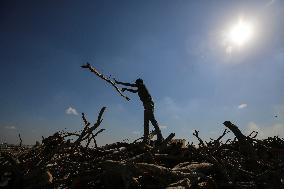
[{"x1": 1, "y1": 113, "x2": 284, "y2": 188}]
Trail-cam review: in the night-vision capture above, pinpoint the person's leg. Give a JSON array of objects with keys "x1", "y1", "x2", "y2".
[
  {"x1": 143, "y1": 109, "x2": 150, "y2": 144},
  {"x1": 149, "y1": 111, "x2": 163, "y2": 142}
]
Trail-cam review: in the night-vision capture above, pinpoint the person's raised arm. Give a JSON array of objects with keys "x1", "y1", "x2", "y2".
[
  {"x1": 122, "y1": 88, "x2": 138, "y2": 93},
  {"x1": 114, "y1": 79, "x2": 136, "y2": 87}
]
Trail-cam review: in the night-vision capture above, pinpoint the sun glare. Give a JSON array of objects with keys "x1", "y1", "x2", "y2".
[{"x1": 228, "y1": 19, "x2": 253, "y2": 46}]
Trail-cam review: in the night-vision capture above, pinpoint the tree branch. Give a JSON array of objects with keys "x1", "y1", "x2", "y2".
[{"x1": 81, "y1": 63, "x2": 130, "y2": 101}]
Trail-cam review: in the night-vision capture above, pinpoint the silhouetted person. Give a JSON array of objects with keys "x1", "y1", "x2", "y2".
[{"x1": 115, "y1": 78, "x2": 163, "y2": 144}]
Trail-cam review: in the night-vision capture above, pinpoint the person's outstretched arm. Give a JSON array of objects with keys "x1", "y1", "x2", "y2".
[
  {"x1": 122, "y1": 88, "x2": 138, "y2": 93},
  {"x1": 114, "y1": 79, "x2": 136, "y2": 87}
]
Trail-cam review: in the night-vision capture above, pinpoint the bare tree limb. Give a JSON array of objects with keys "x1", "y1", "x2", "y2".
[
  {"x1": 247, "y1": 131, "x2": 258, "y2": 139},
  {"x1": 223, "y1": 121, "x2": 257, "y2": 159},
  {"x1": 74, "y1": 107, "x2": 106, "y2": 147},
  {"x1": 216, "y1": 129, "x2": 230, "y2": 143},
  {"x1": 193, "y1": 130, "x2": 205, "y2": 147},
  {"x1": 18, "y1": 134, "x2": 22, "y2": 147},
  {"x1": 81, "y1": 63, "x2": 130, "y2": 101}
]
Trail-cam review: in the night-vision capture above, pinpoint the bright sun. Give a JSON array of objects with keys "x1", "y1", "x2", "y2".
[{"x1": 228, "y1": 19, "x2": 254, "y2": 47}]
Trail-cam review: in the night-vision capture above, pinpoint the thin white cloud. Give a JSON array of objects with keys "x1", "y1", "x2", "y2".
[
  {"x1": 246, "y1": 122, "x2": 284, "y2": 139},
  {"x1": 5, "y1": 126, "x2": 16, "y2": 130},
  {"x1": 159, "y1": 125, "x2": 167, "y2": 129},
  {"x1": 65, "y1": 107, "x2": 78, "y2": 116},
  {"x1": 238, "y1": 103, "x2": 247, "y2": 109}
]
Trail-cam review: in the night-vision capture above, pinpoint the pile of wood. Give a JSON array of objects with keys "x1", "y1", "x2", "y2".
[{"x1": 1, "y1": 108, "x2": 284, "y2": 189}]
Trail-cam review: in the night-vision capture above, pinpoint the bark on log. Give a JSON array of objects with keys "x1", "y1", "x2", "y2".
[{"x1": 223, "y1": 121, "x2": 257, "y2": 159}]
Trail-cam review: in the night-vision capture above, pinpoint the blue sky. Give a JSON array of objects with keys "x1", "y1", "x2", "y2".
[{"x1": 1, "y1": 0, "x2": 284, "y2": 145}]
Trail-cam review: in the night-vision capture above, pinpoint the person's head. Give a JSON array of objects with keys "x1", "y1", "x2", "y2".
[{"x1": 135, "y1": 78, "x2": 143, "y2": 85}]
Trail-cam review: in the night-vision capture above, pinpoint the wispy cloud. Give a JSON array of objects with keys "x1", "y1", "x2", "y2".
[
  {"x1": 65, "y1": 107, "x2": 78, "y2": 115},
  {"x1": 246, "y1": 122, "x2": 284, "y2": 138},
  {"x1": 5, "y1": 126, "x2": 16, "y2": 130},
  {"x1": 238, "y1": 103, "x2": 247, "y2": 109},
  {"x1": 160, "y1": 125, "x2": 167, "y2": 129}
]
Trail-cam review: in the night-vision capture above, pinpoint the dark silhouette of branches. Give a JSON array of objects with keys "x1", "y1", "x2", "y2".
[{"x1": 81, "y1": 63, "x2": 130, "y2": 101}]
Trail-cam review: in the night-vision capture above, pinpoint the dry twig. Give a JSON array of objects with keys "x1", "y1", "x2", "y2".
[{"x1": 81, "y1": 63, "x2": 130, "y2": 101}]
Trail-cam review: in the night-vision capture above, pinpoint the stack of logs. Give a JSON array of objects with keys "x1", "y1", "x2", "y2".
[{"x1": 1, "y1": 107, "x2": 284, "y2": 188}]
